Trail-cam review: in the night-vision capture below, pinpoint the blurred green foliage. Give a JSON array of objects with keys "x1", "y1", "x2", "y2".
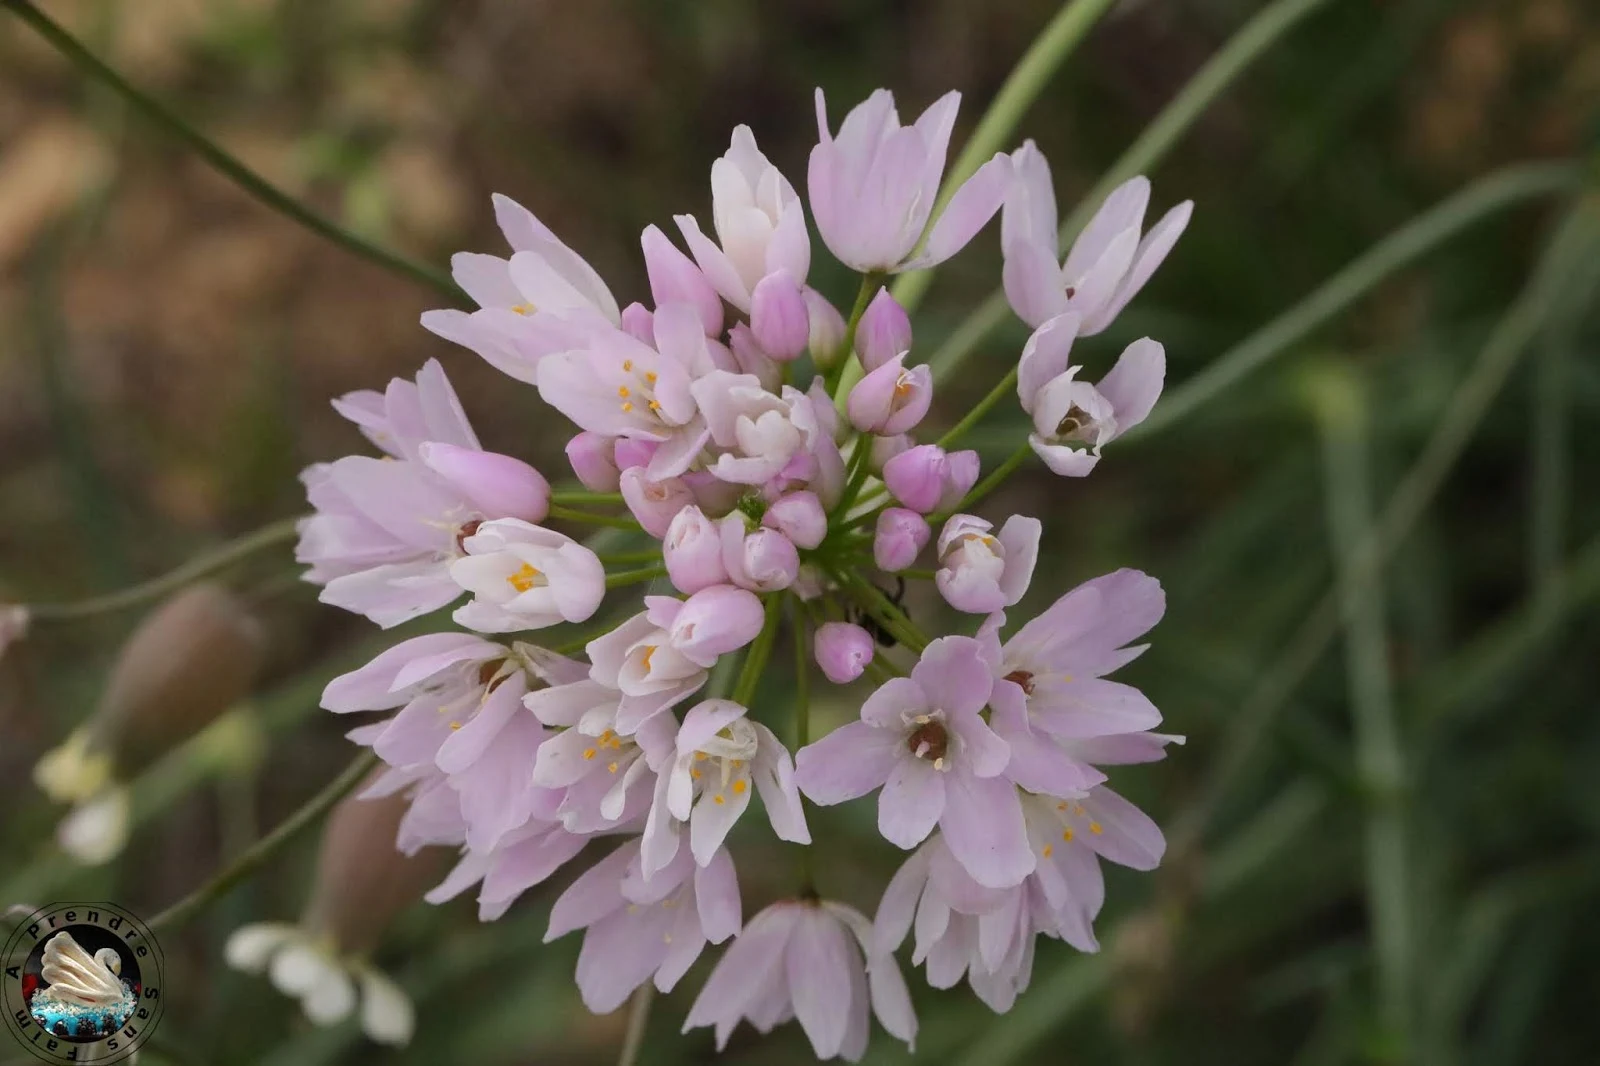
[{"x1": 2, "y1": 0, "x2": 1598, "y2": 1064}]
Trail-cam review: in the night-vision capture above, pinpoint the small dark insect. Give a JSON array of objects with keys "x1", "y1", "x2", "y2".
[{"x1": 846, "y1": 575, "x2": 907, "y2": 648}]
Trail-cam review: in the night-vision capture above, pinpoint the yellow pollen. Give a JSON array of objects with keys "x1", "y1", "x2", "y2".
[
  {"x1": 1062, "y1": 828, "x2": 1074, "y2": 842},
  {"x1": 618, "y1": 385, "x2": 631, "y2": 398},
  {"x1": 713, "y1": 794, "x2": 726, "y2": 805},
  {"x1": 1089, "y1": 822, "x2": 1103, "y2": 835},
  {"x1": 511, "y1": 303, "x2": 535, "y2": 315},
  {"x1": 732, "y1": 779, "x2": 747, "y2": 794},
  {"x1": 582, "y1": 748, "x2": 597, "y2": 761},
  {"x1": 607, "y1": 761, "x2": 619, "y2": 773},
  {"x1": 894, "y1": 372, "x2": 914, "y2": 396},
  {"x1": 1042, "y1": 844, "x2": 1054, "y2": 858},
  {"x1": 1073, "y1": 804, "x2": 1087, "y2": 816},
  {"x1": 645, "y1": 371, "x2": 657, "y2": 383},
  {"x1": 648, "y1": 400, "x2": 661, "y2": 411},
  {"x1": 694, "y1": 752, "x2": 707, "y2": 761},
  {"x1": 731, "y1": 760, "x2": 744, "y2": 769},
  {"x1": 1056, "y1": 802, "x2": 1068, "y2": 812},
  {"x1": 933, "y1": 757, "x2": 946, "y2": 771},
  {"x1": 691, "y1": 768, "x2": 702, "y2": 779},
  {"x1": 622, "y1": 360, "x2": 633, "y2": 372},
  {"x1": 599, "y1": 729, "x2": 615, "y2": 742},
  {"x1": 507, "y1": 562, "x2": 541, "y2": 593},
  {"x1": 448, "y1": 721, "x2": 462, "y2": 731},
  {"x1": 640, "y1": 646, "x2": 656, "y2": 670},
  {"x1": 621, "y1": 401, "x2": 634, "y2": 412}
]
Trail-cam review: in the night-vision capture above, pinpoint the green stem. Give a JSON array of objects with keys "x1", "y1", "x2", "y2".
[
  {"x1": 731, "y1": 594, "x2": 784, "y2": 706},
  {"x1": 604, "y1": 566, "x2": 667, "y2": 590},
  {"x1": 551, "y1": 490, "x2": 626, "y2": 507},
  {"x1": 27, "y1": 516, "x2": 302, "y2": 622},
  {"x1": 148, "y1": 751, "x2": 378, "y2": 933},
  {"x1": 791, "y1": 599, "x2": 811, "y2": 751},
  {"x1": 616, "y1": 984, "x2": 654, "y2": 1066},
  {"x1": 1, "y1": 0, "x2": 461, "y2": 301},
  {"x1": 598, "y1": 548, "x2": 665, "y2": 566},
  {"x1": 826, "y1": 273, "x2": 884, "y2": 401},
  {"x1": 899, "y1": 569, "x2": 938, "y2": 581},
  {"x1": 835, "y1": 571, "x2": 929, "y2": 652},
  {"x1": 927, "y1": 0, "x2": 1366, "y2": 386},
  {"x1": 1305, "y1": 362, "x2": 1412, "y2": 1050},
  {"x1": 893, "y1": 0, "x2": 1120, "y2": 315},
  {"x1": 1132, "y1": 160, "x2": 1581, "y2": 440},
  {"x1": 937, "y1": 366, "x2": 1020, "y2": 450},
  {"x1": 548, "y1": 504, "x2": 643, "y2": 530},
  {"x1": 829, "y1": 440, "x2": 876, "y2": 521}
]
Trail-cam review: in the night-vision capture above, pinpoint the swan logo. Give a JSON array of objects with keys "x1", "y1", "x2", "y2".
[{"x1": 3, "y1": 903, "x2": 165, "y2": 1064}]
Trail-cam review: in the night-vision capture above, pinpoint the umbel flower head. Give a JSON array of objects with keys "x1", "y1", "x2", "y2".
[{"x1": 298, "y1": 82, "x2": 1189, "y2": 1059}]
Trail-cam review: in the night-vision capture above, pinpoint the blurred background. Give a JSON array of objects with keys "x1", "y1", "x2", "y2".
[{"x1": 2, "y1": 0, "x2": 1598, "y2": 1063}]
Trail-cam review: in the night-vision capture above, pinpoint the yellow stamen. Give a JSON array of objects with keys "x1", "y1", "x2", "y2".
[
  {"x1": 582, "y1": 748, "x2": 597, "y2": 761},
  {"x1": 694, "y1": 752, "x2": 707, "y2": 761},
  {"x1": 640, "y1": 646, "x2": 656, "y2": 670},
  {"x1": 1062, "y1": 828, "x2": 1074, "y2": 842},
  {"x1": 618, "y1": 385, "x2": 631, "y2": 398},
  {"x1": 1056, "y1": 801, "x2": 1069, "y2": 812},
  {"x1": 621, "y1": 401, "x2": 634, "y2": 413},
  {"x1": 1089, "y1": 822, "x2": 1103, "y2": 835},
  {"x1": 713, "y1": 794, "x2": 725, "y2": 805},
  {"x1": 506, "y1": 562, "x2": 541, "y2": 593},
  {"x1": 448, "y1": 721, "x2": 462, "y2": 731},
  {"x1": 691, "y1": 768, "x2": 702, "y2": 779},
  {"x1": 511, "y1": 303, "x2": 535, "y2": 315},
  {"x1": 1042, "y1": 844, "x2": 1054, "y2": 858},
  {"x1": 732, "y1": 779, "x2": 747, "y2": 795},
  {"x1": 645, "y1": 371, "x2": 657, "y2": 383},
  {"x1": 648, "y1": 399, "x2": 661, "y2": 411},
  {"x1": 607, "y1": 761, "x2": 619, "y2": 773}
]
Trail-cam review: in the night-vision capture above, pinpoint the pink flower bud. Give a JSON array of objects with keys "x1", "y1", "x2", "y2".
[
  {"x1": 620, "y1": 301, "x2": 656, "y2": 344},
  {"x1": 813, "y1": 622, "x2": 875, "y2": 684},
  {"x1": 620, "y1": 467, "x2": 694, "y2": 537},
  {"x1": 642, "y1": 225, "x2": 723, "y2": 336},
  {"x1": 719, "y1": 515, "x2": 799, "y2": 592},
  {"x1": 727, "y1": 323, "x2": 782, "y2": 390},
  {"x1": 664, "y1": 506, "x2": 728, "y2": 594},
  {"x1": 934, "y1": 513, "x2": 1042, "y2": 613},
  {"x1": 882, "y1": 444, "x2": 980, "y2": 513},
  {"x1": 874, "y1": 507, "x2": 931, "y2": 571},
  {"x1": 418, "y1": 442, "x2": 550, "y2": 523},
  {"x1": 855, "y1": 287, "x2": 912, "y2": 372},
  {"x1": 565, "y1": 432, "x2": 620, "y2": 492},
  {"x1": 870, "y1": 433, "x2": 912, "y2": 473},
  {"x1": 846, "y1": 354, "x2": 933, "y2": 436},
  {"x1": 749, "y1": 270, "x2": 810, "y2": 361},
  {"x1": 805, "y1": 287, "x2": 847, "y2": 369},
  {"x1": 762, "y1": 491, "x2": 827, "y2": 550},
  {"x1": 672, "y1": 584, "x2": 767, "y2": 662}
]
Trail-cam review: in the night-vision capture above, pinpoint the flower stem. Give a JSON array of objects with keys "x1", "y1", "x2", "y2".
[
  {"x1": 833, "y1": 570, "x2": 929, "y2": 653},
  {"x1": 551, "y1": 489, "x2": 626, "y2": 507},
  {"x1": 937, "y1": 366, "x2": 1020, "y2": 450},
  {"x1": 27, "y1": 516, "x2": 302, "y2": 622},
  {"x1": 731, "y1": 594, "x2": 784, "y2": 706},
  {"x1": 827, "y1": 273, "x2": 887, "y2": 405},
  {"x1": 1, "y1": 0, "x2": 461, "y2": 301},
  {"x1": 788, "y1": 598, "x2": 817, "y2": 897},
  {"x1": 616, "y1": 984, "x2": 654, "y2": 1066},
  {"x1": 548, "y1": 504, "x2": 643, "y2": 531},
  {"x1": 148, "y1": 751, "x2": 378, "y2": 933},
  {"x1": 892, "y1": 0, "x2": 1120, "y2": 316},
  {"x1": 829, "y1": 439, "x2": 876, "y2": 522},
  {"x1": 604, "y1": 566, "x2": 667, "y2": 591},
  {"x1": 598, "y1": 548, "x2": 665, "y2": 566}
]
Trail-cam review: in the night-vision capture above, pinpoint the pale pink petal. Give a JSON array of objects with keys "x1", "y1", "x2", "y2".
[
  {"x1": 902, "y1": 153, "x2": 1011, "y2": 269},
  {"x1": 878, "y1": 758, "x2": 945, "y2": 848},
  {"x1": 940, "y1": 770, "x2": 1033, "y2": 888},
  {"x1": 1097, "y1": 338, "x2": 1166, "y2": 438},
  {"x1": 794, "y1": 722, "x2": 900, "y2": 804}
]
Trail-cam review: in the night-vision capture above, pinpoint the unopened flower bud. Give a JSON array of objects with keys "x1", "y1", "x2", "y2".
[
  {"x1": 728, "y1": 323, "x2": 782, "y2": 391},
  {"x1": 870, "y1": 433, "x2": 912, "y2": 473},
  {"x1": 846, "y1": 354, "x2": 933, "y2": 436},
  {"x1": 874, "y1": 508, "x2": 931, "y2": 571},
  {"x1": 720, "y1": 516, "x2": 799, "y2": 592},
  {"x1": 642, "y1": 224, "x2": 723, "y2": 336},
  {"x1": 750, "y1": 270, "x2": 810, "y2": 361},
  {"x1": 620, "y1": 467, "x2": 694, "y2": 537},
  {"x1": 763, "y1": 491, "x2": 827, "y2": 550},
  {"x1": 620, "y1": 301, "x2": 656, "y2": 344},
  {"x1": 814, "y1": 622, "x2": 875, "y2": 683},
  {"x1": 613, "y1": 437, "x2": 659, "y2": 473},
  {"x1": 565, "y1": 432, "x2": 620, "y2": 492},
  {"x1": 882, "y1": 444, "x2": 979, "y2": 513},
  {"x1": 665, "y1": 506, "x2": 729, "y2": 594},
  {"x1": 805, "y1": 287, "x2": 847, "y2": 369},
  {"x1": 418, "y1": 442, "x2": 550, "y2": 523},
  {"x1": 855, "y1": 287, "x2": 912, "y2": 372}
]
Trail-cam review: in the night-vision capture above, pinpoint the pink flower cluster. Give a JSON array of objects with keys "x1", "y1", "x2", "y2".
[{"x1": 303, "y1": 87, "x2": 1188, "y2": 1059}]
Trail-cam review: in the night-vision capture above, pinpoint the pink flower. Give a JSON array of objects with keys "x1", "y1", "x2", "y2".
[
  {"x1": 809, "y1": 88, "x2": 1011, "y2": 273},
  {"x1": 1017, "y1": 314, "x2": 1165, "y2": 477},
  {"x1": 619, "y1": 467, "x2": 694, "y2": 538},
  {"x1": 298, "y1": 361, "x2": 550, "y2": 627},
  {"x1": 547, "y1": 839, "x2": 742, "y2": 1014},
  {"x1": 684, "y1": 899, "x2": 917, "y2": 1060},
  {"x1": 873, "y1": 508, "x2": 931, "y2": 572},
  {"x1": 719, "y1": 518, "x2": 800, "y2": 592},
  {"x1": 421, "y1": 194, "x2": 620, "y2": 384},
  {"x1": 805, "y1": 287, "x2": 847, "y2": 369},
  {"x1": 881, "y1": 444, "x2": 978, "y2": 514},
  {"x1": 846, "y1": 354, "x2": 933, "y2": 436},
  {"x1": 854, "y1": 287, "x2": 912, "y2": 373},
  {"x1": 935, "y1": 515, "x2": 1041, "y2": 614},
  {"x1": 448, "y1": 519, "x2": 605, "y2": 632},
  {"x1": 642, "y1": 225, "x2": 724, "y2": 336},
  {"x1": 640, "y1": 699, "x2": 809, "y2": 876},
  {"x1": 426, "y1": 817, "x2": 592, "y2": 921},
  {"x1": 566, "y1": 432, "x2": 620, "y2": 492},
  {"x1": 814, "y1": 622, "x2": 875, "y2": 684},
  {"x1": 795, "y1": 637, "x2": 1033, "y2": 888},
  {"x1": 674, "y1": 125, "x2": 811, "y2": 312},
  {"x1": 664, "y1": 506, "x2": 728, "y2": 594},
  {"x1": 762, "y1": 491, "x2": 827, "y2": 550},
  {"x1": 535, "y1": 304, "x2": 714, "y2": 481},
  {"x1": 1001, "y1": 143, "x2": 1191, "y2": 333},
  {"x1": 693, "y1": 372, "x2": 827, "y2": 487},
  {"x1": 527, "y1": 686, "x2": 674, "y2": 834},
  {"x1": 587, "y1": 588, "x2": 766, "y2": 733}
]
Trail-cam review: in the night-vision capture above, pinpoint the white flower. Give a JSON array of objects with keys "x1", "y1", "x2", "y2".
[{"x1": 225, "y1": 924, "x2": 415, "y2": 1045}]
